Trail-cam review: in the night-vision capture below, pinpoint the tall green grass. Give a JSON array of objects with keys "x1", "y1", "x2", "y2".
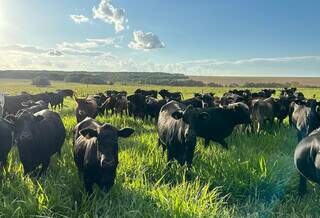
[{"x1": 1, "y1": 80, "x2": 320, "y2": 217}]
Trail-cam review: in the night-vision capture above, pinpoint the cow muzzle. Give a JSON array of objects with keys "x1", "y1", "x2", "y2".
[{"x1": 100, "y1": 156, "x2": 116, "y2": 169}]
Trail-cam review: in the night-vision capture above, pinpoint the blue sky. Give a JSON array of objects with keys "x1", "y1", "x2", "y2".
[{"x1": 0, "y1": 0, "x2": 320, "y2": 76}]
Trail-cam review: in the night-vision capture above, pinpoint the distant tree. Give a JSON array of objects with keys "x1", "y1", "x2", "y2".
[{"x1": 32, "y1": 75, "x2": 51, "y2": 87}]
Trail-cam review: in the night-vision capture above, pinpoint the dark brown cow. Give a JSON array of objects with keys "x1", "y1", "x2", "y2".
[{"x1": 75, "y1": 97, "x2": 102, "y2": 123}]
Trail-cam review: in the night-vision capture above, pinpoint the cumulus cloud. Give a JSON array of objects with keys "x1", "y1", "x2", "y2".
[
  {"x1": 93, "y1": 0, "x2": 127, "y2": 33},
  {"x1": 70, "y1": 14, "x2": 89, "y2": 24},
  {"x1": 128, "y1": 31, "x2": 165, "y2": 50}
]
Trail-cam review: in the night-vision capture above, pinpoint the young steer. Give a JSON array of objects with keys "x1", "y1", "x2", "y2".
[{"x1": 73, "y1": 117, "x2": 134, "y2": 193}]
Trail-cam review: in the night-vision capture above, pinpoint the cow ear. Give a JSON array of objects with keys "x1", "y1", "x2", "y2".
[
  {"x1": 35, "y1": 115, "x2": 44, "y2": 122},
  {"x1": 118, "y1": 128, "x2": 134, "y2": 138},
  {"x1": 80, "y1": 128, "x2": 98, "y2": 138},
  {"x1": 199, "y1": 112, "x2": 210, "y2": 120}
]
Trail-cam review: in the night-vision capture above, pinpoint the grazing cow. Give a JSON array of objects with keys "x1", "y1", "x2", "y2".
[
  {"x1": 157, "y1": 101, "x2": 210, "y2": 167},
  {"x1": 289, "y1": 102, "x2": 320, "y2": 142},
  {"x1": 127, "y1": 93, "x2": 146, "y2": 119},
  {"x1": 7, "y1": 110, "x2": 65, "y2": 175},
  {"x1": 57, "y1": 89, "x2": 74, "y2": 98},
  {"x1": 195, "y1": 102, "x2": 251, "y2": 148},
  {"x1": 294, "y1": 128, "x2": 320, "y2": 196},
  {"x1": 48, "y1": 92, "x2": 64, "y2": 110},
  {"x1": 251, "y1": 97, "x2": 278, "y2": 131},
  {"x1": 159, "y1": 89, "x2": 184, "y2": 101},
  {"x1": 73, "y1": 117, "x2": 134, "y2": 193},
  {"x1": 75, "y1": 96, "x2": 102, "y2": 123},
  {"x1": 135, "y1": 89, "x2": 158, "y2": 98},
  {"x1": 115, "y1": 94, "x2": 128, "y2": 116},
  {"x1": 0, "y1": 118, "x2": 13, "y2": 169}
]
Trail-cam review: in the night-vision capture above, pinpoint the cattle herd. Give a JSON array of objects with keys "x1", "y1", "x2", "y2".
[{"x1": 1, "y1": 87, "x2": 320, "y2": 197}]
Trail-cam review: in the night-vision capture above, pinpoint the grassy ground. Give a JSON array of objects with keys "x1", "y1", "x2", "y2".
[{"x1": 1, "y1": 79, "x2": 320, "y2": 217}]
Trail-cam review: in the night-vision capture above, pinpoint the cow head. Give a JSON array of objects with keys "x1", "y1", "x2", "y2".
[
  {"x1": 171, "y1": 105, "x2": 211, "y2": 125},
  {"x1": 79, "y1": 124, "x2": 134, "y2": 169},
  {"x1": 228, "y1": 102, "x2": 252, "y2": 125},
  {"x1": 6, "y1": 111, "x2": 44, "y2": 143}
]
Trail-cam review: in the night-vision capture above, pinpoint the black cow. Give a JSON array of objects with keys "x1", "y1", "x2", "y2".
[
  {"x1": 135, "y1": 89, "x2": 158, "y2": 98},
  {"x1": 289, "y1": 102, "x2": 320, "y2": 142},
  {"x1": 294, "y1": 128, "x2": 320, "y2": 196},
  {"x1": 48, "y1": 92, "x2": 64, "y2": 110},
  {"x1": 157, "y1": 101, "x2": 210, "y2": 167},
  {"x1": 194, "y1": 93, "x2": 216, "y2": 108},
  {"x1": 7, "y1": 110, "x2": 66, "y2": 175},
  {"x1": 75, "y1": 96, "x2": 107, "y2": 123},
  {"x1": 57, "y1": 89, "x2": 74, "y2": 98},
  {"x1": 145, "y1": 96, "x2": 167, "y2": 120},
  {"x1": 159, "y1": 89, "x2": 184, "y2": 101},
  {"x1": 196, "y1": 102, "x2": 251, "y2": 148},
  {"x1": 181, "y1": 97, "x2": 204, "y2": 108},
  {"x1": 73, "y1": 117, "x2": 134, "y2": 193},
  {"x1": 127, "y1": 93, "x2": 146, "y2": 119},
  {"x1": 3, "y1": 95, "x2": 32, "y2": 116},
  {"x1": 0, "y1": 118, "x2": 13, "y2": 169}
]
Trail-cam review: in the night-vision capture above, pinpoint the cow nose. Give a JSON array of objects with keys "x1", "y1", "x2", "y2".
[{"x1": 100, "y1": 158, "x2": 114, "y2": 168}]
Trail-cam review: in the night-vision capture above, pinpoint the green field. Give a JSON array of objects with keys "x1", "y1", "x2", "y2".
[{"x1": 1, "y1": 79, "x2": 320, "y2": 217}]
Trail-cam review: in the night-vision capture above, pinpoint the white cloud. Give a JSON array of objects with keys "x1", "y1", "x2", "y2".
[
  {"x1": 1, "y1": 43, "x2": 320, "y2": 77},
  {"x1": 70, "y1": 14, "x2": 89, "y2": 24},
  {"x1": 57, "y1": 41, "x2": 98, "y2": 51},
  {"x1": 178, "y1": 56, "x2": 320, "y2": 66},
  {"x1": 128, "y1": 31, "x2": 165, "y2": 50},
  {"x1": 93, "y1": 0, "x2": 127, "y2": 33}
]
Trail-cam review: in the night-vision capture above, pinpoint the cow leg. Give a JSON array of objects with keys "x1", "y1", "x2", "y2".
[
  {"x1": 167, "y1": 148, "x2": 174, "y2": 167},
  {"x1": 185, "y1": 147, "x2": 195, "y2": 169},
  {"x1": 298, "y1": 174, "x2": 307, "y2": 197},
  {"x1": 204, "y1": 138, "x2": 210, "y2": 147},
  {"x1": 39, "y1": 159, "x2": 50, "y2": 177},
  {"x1": 84, "y1": 177, "x2": 94, "y2": 194},
  {"x1": 158, "y1": 139, "x2": 166, "y2": 156}
]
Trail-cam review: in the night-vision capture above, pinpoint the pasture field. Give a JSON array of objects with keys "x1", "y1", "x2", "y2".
[{"x1": 1, "y1": 79, "x2": 320, "y2": 217}]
